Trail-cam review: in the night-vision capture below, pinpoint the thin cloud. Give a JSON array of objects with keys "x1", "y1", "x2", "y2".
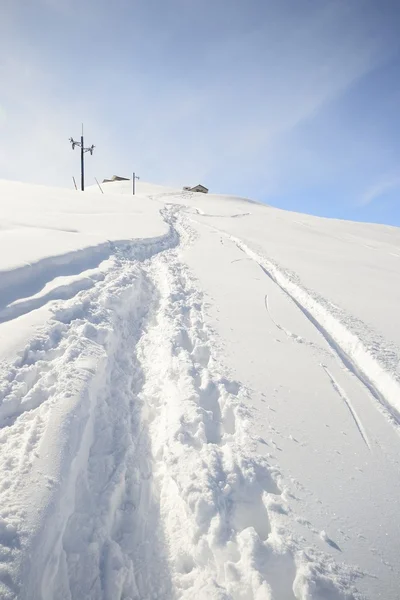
[
  {"x1": 360, "y1": 177, "x2": 400, "y2": 206},
  {"x1": 1, "y1": 0, "x2": 400, "y2": 226}
]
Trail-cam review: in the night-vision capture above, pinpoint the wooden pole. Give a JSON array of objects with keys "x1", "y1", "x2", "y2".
[{"x1": 95, "y1": 177, "x2": 104, "y2": 194}]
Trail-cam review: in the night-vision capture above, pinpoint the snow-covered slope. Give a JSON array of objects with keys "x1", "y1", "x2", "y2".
[{"x1": 0, "y1": 178, "x2": 399, "y2": 600}]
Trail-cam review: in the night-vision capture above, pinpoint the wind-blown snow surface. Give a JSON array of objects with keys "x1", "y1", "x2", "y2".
[{"x1": 0, "y1": 179, "x2": 400, "y2": 600}]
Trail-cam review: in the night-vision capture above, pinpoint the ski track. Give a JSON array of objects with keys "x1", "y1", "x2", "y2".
[
  {"x1": 321, "y1": 365, "x2": 371, "y2": 450},
  {"x1": 263, "y1": 293, "x2": 330, "y2": 358},
  {"x1": 216, "y1": 231, "x2": 400, "y2": 433},
  {"x1": 264, "y1": 289, "x2": 371, "y2": 451},
  {"x1": 0, "y1": 202, "x2": 366, "y2": 599}
]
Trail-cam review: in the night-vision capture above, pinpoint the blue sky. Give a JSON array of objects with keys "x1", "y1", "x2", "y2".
[{"x1": 1, "y1": 0, "x2": 400, "y2": 225}]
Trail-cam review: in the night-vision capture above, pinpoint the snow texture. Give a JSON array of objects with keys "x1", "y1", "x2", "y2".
[{"x1": 0, "y1": 178, "x2": 399, "y2": 599}]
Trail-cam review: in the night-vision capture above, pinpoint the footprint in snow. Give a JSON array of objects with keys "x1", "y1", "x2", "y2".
[{"x1": 320, "y1": 530, "x2": 342, "y2": 551}]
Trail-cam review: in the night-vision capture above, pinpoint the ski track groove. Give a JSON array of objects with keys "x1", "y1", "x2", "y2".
[{"x1": 321, "y1": 365, "x2": 371, "y2": 450}]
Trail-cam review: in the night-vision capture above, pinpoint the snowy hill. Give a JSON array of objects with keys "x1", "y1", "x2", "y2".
[{"x1": 0, "y1": 177, "x2": 399, "y2": 600}]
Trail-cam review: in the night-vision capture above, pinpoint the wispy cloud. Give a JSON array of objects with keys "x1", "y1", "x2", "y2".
[
  {"x1": 1, "y1": 0, "x2": 400, "y2": 224},
  {"x1": 360, "y1": 176, "x2": 400, "y2": 206}
]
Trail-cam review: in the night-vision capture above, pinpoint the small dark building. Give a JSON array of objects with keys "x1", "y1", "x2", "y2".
[
  {"x1": 183, "y1": 184, "x2": 209, "y2": 194},
  {"x1": 102, "y1": 175, "x2": 130, "y2": 183}
]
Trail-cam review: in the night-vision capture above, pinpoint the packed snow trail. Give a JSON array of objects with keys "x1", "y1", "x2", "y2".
[
  {"x1": 1, "y1": 180, "x2": 400, "y2": 599},
  {"x1": 0, "y1": 219, "x2": 179, "y2": 599},
  {"x1": 0, "y1": 204, "x2": 362, "y2": 600}
]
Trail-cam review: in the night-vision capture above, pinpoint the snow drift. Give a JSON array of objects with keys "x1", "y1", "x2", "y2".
[{"x1": 0, "y1": 178, "x2": 399, "y2": 600}]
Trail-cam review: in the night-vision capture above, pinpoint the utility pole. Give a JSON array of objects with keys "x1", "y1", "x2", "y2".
[
  {"x1": 132, "y1": 172, "x2": 140, "y2": 195},
  {"x1": 133, "y1": 172, "x2": 140, "y2": 195},
  {"x1": 69, "y1": 124, "x2": 95, "y2": 191}
]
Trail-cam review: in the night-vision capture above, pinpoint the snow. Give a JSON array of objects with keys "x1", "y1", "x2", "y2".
[
  {"x1": 0, "y1": 179, "x2": 168, "y2": 271},
  {"x1": 0, "y1": 177, "x2": 400, "y2": 599}
]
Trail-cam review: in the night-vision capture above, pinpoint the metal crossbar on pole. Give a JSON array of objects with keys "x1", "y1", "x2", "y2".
[{"x1": 69, "y1": 124, "x2": 95, "y2": 191}]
